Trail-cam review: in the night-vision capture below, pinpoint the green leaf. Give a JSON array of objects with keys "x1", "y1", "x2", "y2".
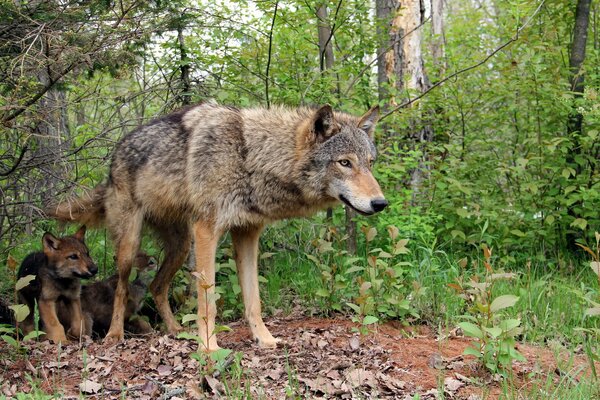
[
  {"x1": 1, "y1": 335, "x2": 19, "y2": 348},
  {"x1": 458, "y1": 322, "x2": 483, "y2": 339},
  {"x1": 23, "y1": 330, "x2": 45, "y2": 341},
  {"x1": 498, "y1": 318, "x2": 521, "y2": 332},
  {"x1": 213, "y1": 325, "x2": 232, "y2": 334},
  {"x1": 176, "y1": 332, "x2": 202, "y2": 342},
  {"x1": 463, "y1": 346, "x2": 481, "y2": 358},
  {"x1": 484, "y1": 326, "x2": 502, "y2": 338},
  {"x1": 345, "y1": 265, "x2": 364, "y2": 274},
  {"x1": 362, "y1": 315, "x2": 379, "y2": 325},
  {"x1": 15, "y1": 275, "x2": 36, "y2": 291},
  {"x1": 181, "y1": 314, "x2": 197, "y2": 324},
  {"x1": 306, "y1": 254, "x2": 320, "y2": 265},
  {"x1": 510, "y1": 229, "x2": 525, "y2": 237},
  {"x1": 315, "y1": 288, "x2": 330, "y2": 297},
  {"x1": 210, "y1": 348, "x2": 232, "y2": 363},
  {"x1": 9, "y1": 304, "x2": 30, "y2": 323},
  {"x1": 570, "y1": 218, "x2": 588, "y2": 230},
  {"x1": 456, "y1": 208, "x2": 469, "y2": 218},
  {"x1": 346, "y1": 302, "x2": 361, "y2": 313},
  {"x1": 490, "y1": 295, "x2": 519, "y2": 313}
]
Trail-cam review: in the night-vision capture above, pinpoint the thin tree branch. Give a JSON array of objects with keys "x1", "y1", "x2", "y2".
[
  {"x1": 0, "y1": 143, "x2": 29, "y2": 177},
  {"x1": 265, "y1": 1, "x2": 279, "y2": 108}
]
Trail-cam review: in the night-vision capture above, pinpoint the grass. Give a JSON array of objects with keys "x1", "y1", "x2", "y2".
[{"x1": 1, "y1": 213, "x2": 599, "y2": 398}]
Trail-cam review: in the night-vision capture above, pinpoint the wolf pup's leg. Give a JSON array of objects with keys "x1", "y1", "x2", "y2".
[
  {"x1": 232, "y1": 226, "x2": 280, "y2": 348},
  {"x1": 105, "y1": 210, "x2": 144, "y2": 343},
  {"x1": 150, "y1": 223, "x2": 192, "y2": 334},
  {"x1": 67, "y1": 298, "x2": 85, "y2": 339},
  {"x1": 193, "y1": 220, "x2": 222, "y2": 352},
  {"x1": 39, "y1": 299, "x2": 67, "y2": 343}
]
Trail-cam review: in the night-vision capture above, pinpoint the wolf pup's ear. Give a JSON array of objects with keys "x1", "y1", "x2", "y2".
[
  {"x1": 42, "y1": 232, "x2": 60, "y2": 252},
  {"x1": 357, "y1": 106, "x2": 380, "y2": 139},
  {"x1": 74, "y1": 225, "x2": 87, "y2": 241},
  {"x1": 312, "y1": 105, "x2": 339, "y2": 143}
]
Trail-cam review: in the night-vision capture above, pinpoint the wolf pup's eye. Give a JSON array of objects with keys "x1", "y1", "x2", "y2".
[
  {"x1": 67, "y1": 254, "x2": 79, "y2": 260},
  {"x1": 338, "y1": 159, "x2": 351, "y2": 168}
]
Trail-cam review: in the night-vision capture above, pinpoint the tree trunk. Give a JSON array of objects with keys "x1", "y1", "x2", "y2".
[
  {"x1": 376, "y1": 0, "x2": 402, "y2": 110},
  {"x1": 317, "y1": 4, "x2": 335, "y2": 71},
  {"x1": 395, "y1": 0, "x2": 433, "y2": 205},
  {"x1": 430, "y1": 0, "x2": 446, "y2": 73},
  {"x1": 566, "y1": 0, "x2": 591, "y2": 250}
]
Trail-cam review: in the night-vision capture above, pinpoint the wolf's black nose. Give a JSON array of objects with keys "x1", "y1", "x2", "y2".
[
  {"x1": 371, "y1": 199, "x2": 388, "y2": 212},
  {"x1": 89, "y1": 264, "x2": 98, "y2": 276}
]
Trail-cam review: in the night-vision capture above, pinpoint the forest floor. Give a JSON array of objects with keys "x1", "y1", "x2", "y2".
[{"x1": 0, "y1": 314, "x2": 597, "y2": 399}]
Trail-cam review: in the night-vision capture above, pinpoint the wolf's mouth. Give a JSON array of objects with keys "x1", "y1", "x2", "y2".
[{"x1": 339, "y1": 195, "x2": 375, "y2": 216}]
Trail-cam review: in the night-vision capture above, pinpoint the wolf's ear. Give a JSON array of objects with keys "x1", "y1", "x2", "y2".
[
  {"x1": 311, "y1": 105, "x2": 339, "y2": 143},
  {"x1": 42, "y1": 233, "x2": 60, "y2": 252},
  {"x1": 74, "y1": 225, "x2": 87, "y2": 241},
  {"x1": 358, "y1": 106, "x2": 379, "y2": 139}
]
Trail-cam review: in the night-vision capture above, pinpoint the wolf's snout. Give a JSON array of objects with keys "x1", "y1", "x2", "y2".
[
  {"x1": 88, "y1": 264, "x2": 98, "y2": 276},
  {"x1": 371, "y1": 199, "x2": 388, "y2": 213}
]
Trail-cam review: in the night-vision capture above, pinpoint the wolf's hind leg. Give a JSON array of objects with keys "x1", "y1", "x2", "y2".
[
  {"x1": 231, "y1": 225, "x2": 280, "y2": 349},
  {"x1": 194, "y1": 221, "x2": 222, "y2": 352},
  {"x1": 105, "y1": 209, "x2": 144, "y2": 343},
  {"x1": 150, "y1": 223, "x2": 191, "y2": 334}
]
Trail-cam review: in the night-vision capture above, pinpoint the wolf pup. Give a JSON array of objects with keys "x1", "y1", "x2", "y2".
[
  {"x1": 49, "y1": 102, "x2": 387, "y2": 350},
  {"x1": 17, "y1": 226, "x2": 97, "y2": 343},
  {"x1": 66, "y1": 252, "x2": 157, "y2": 338}
]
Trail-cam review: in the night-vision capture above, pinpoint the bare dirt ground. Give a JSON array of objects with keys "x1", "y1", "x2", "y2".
[{"x1": 0, "y1": 315, "x2": 596, "y2": 399}]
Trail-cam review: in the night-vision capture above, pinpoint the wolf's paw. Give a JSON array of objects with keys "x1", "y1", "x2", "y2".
[
  {"x1": 257, "y1": 336, "x2": 281, "y2": 349},
  {"x1": 103, "y1": 329, "x2": 124, "y2": 344},
  {"x1": 47, "y1": 333, "x2": 68, "y2": 344}
]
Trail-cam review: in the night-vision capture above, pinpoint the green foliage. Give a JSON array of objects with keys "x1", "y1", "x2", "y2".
[
  {"x1": 305, "y1": 224, "x2": 419, "y2": 324},
  {"x1": 452, "y1": 247, "x2": 526, "y2": 375}
]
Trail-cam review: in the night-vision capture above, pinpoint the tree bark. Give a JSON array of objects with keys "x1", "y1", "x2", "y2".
[
  {"x1": 566, "y1": 0, "x2": 591, "y2": 250},
  {"x1": 430, "y1": 0, "x2": 446, "y2": 73}
]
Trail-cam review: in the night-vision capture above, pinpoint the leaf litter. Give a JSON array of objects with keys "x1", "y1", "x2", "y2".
[{"x1": 0, "y1": 315, "x2": 597, "y2": 399}]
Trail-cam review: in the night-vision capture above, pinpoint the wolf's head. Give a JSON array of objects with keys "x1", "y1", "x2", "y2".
[
  {"x1": 42, "y1": 226, "x2": 98, "y2": 279},
  {"x1": 299, "y1": 105, "x2": 388, "y2": 215}
]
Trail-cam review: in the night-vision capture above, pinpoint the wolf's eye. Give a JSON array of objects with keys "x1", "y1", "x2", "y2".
[
  {"x1": 67, "y1": 254, "x2": 79, "y2": 260},
  {"x1": 338, "y1": 159, "x2": 351, "y2": 168}
]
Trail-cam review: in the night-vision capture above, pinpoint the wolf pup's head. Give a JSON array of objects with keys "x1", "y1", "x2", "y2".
[
  {"x1": 302, "y1": 105, "x2": 388, "y2": 215},
  {"x1": 42, "y1": 226, "x2": 98, "y2": 279}
]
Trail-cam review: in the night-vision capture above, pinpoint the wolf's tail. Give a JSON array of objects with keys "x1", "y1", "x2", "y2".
[{"x1": 47, "y1": 184, "x2": 107, "y2": 227}]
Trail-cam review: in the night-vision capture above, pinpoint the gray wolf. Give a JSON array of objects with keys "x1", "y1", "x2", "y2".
[
  {"x1": 49, "y1": 102, "x2": 387, "y2": 350},
  {"x1": 58, "y1": 252, "x2": 156, "y2": 338},
  {"x1": 17, "y1": 226, "x2": 97, "y2": 343}
]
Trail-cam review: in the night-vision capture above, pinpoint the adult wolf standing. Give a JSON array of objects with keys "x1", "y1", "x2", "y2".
[{"x1": 49, "y1": 101, "x2": 388, "y2": 350}]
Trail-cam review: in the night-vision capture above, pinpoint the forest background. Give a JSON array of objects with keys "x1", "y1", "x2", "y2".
[{"x1": 1, "y1": 0, "x2": 599, "y2": 382}]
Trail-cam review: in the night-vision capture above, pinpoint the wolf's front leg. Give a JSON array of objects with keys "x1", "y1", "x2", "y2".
[
  {"x1": 39, "y1": 300, "x2": 67, "y2": 343},
  {"x1": 232, "y1": 225, "x2": 280, "y2": 349},
  {"x1": 194, "y1": 221, "x2": 222, "y2": 352}
]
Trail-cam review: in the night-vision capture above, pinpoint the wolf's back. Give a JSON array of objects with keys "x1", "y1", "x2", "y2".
[{"x1": 47, "y1": 184, "x2": 107, "y2": 227}]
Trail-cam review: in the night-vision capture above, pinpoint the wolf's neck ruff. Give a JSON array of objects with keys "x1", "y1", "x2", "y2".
[{"x1": 48, "y1": 102, "x2": 387, "y2": 349}]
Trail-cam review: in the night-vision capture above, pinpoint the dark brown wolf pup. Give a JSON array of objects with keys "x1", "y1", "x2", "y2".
[
  {"x1": 17, "y1": 226, "x2": 97, "y2": 343},
  {"x1": 64, "y1": 252, "x2": 157, "y2": 338}
]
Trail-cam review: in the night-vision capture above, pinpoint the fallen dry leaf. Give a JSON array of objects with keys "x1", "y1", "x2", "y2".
[{"x1": 79, "y1": 379, "x2": 102, "y2": 394}]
